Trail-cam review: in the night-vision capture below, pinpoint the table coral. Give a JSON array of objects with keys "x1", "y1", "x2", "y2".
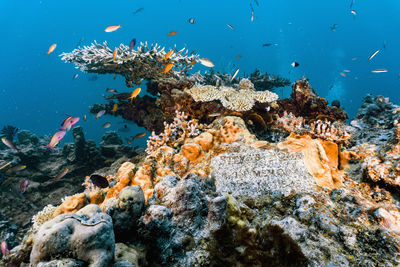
[
  {"x1": 61, "y1": 41, "x2": 199, "y2": 86},
  {"x1": 184, "y1": 79, "x2": 278, "y2": 112}
]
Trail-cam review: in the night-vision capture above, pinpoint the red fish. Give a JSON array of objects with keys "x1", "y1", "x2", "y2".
[
  {"x1": 19, "y1": 180, "x2": 29, "y2": 194},
  {"x1": 1, "y1": 240, "x2": 9, "y2": 257},
  {"x1": 44, "y1": 131, "x2": 66, "y2": 151}
]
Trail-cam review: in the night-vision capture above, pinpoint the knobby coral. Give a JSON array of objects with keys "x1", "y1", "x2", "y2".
[
  {"x1": 61, "y1": 41, "x2": 199, "y2": 86},
  {"x1": 184, "y1": 78, "x2": 278, "y2": 112}
]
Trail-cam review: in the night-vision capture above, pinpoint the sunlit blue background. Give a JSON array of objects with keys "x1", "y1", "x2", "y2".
[{"x1": 1, "y1": 0, "x2": 399, "y2": 146}]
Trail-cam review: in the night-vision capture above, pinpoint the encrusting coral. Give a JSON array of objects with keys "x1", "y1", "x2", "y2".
[{"x1": 61, "y1": 41, "x2": 199, "y2": 86}]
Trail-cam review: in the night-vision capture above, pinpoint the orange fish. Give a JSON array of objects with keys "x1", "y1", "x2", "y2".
[
  {"x1": 164, "y1": 50, "x2": 173, "y2": 60},
  {"x1": 132, "y1": 132, "x2": 146, "y2": 139},
  {"x1": 113, "y1": 74, "x2": 117, "y2": 80},
  {"x1": 190, "y1": 60, "x2": 196, "y2": 66},
  {"x1": 83, "y1": 115, "x2": 87, "y2": 121},
  {"x1": 128, "y1": 88, "x2": 141, "y2": 102},
  {"x1": 168, "y1": 30, "x2": 177, "y2": 36},
  {"x1": 105, "y1": 25, "x2": 121, "y2": 32},
  {"x1": 164, "y1": 63, "x2": 173, "y2": 74},
  {"x1": 47, "y1": 44, "x2": 57, "y2": 55},
  {"x1": 112, "y1": 103, "x2": 118, "y2": 113},
  {"x1": 113, "y1": 48, "x2": 117, "y2": 61}
]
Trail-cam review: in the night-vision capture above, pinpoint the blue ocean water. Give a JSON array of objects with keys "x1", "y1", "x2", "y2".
[{"x1": 1, "y1": 0, "x2": 399, "y2": 146}]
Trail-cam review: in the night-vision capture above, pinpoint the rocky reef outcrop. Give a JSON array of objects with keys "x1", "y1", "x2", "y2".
[
  {"x1": 3, "y1": 91, "x2": 400, "y2": 266},
  {"x1": 0, "y1": 126, "x2": 139, "y2": 252}
]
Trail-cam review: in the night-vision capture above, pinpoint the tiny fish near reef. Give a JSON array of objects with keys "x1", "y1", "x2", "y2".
[{"x1": 90, "y1": 174, "x2": 109, "y2": 188}]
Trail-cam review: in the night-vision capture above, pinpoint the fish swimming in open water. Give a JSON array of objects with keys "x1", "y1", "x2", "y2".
[
  {"x1": 368, "y1": 49, "x2": 380, "y2": 61},
  {"x1": 105, "y1": 25, "x2": 121, "y2": 32},
  {"x1": 168, "y1": 31, "x2": 178, "y2": 36},
  {"x1": 199, "y1": 58, "x2": 214, "y2": 67},
  {"x1": 96, "y1": 110, "x2": 106, "y2": 119},
  {"x1": 47, "y1": 44, "x2": 57, "y2": 55}
]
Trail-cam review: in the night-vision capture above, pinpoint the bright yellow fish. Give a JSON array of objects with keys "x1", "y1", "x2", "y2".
[
  {"x1": 47, "y1": 44, "x2": 57, "y2": 55},
  {"x1": 113, "y1": 48, "x2": 117, "y2": 61},
  {"x1": 164, "y1": 63, "x2": 173, "y2": 74},
  {"x1": 105, "y1": 25, "x2": 121, "y2": 32},
  {"x1": 128, "y1": 88, "x2": 141, "y2": 102},
  {"x1": 112, "y1": 103, "x2": 118, "y2": 113},
  {"x1": 164, "y1": 50, "x2": 173, "y2": 60}
]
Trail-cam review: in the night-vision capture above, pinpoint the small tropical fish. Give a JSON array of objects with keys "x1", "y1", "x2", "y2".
[
  {"x1": 330, "y1": 24, "x2": 338, "y2": 31},
  {"x1": 351, "y1": 10, "x2": 357, "y2": 15},
  {"x1": 1, "y1": 241, "x2": 9, "y2": 257},
  {"x1": 113, "y1": 48, "x2": 117, "y2": 61},
  {"x1": 164, "y1": 63, "x2": 173, "y2": 74},
  {"x1": 1, "y1": 138, "x2": 19, "y2": 151},
  {"x1": 164, "y1": 50, "x2": 173, "y2": 60},
  {"x1": 90, "y1": 174, "x2": 109, "y2": 188},
  {"x1": 83, "y1": 115, "x2": 87, "y2": 121},
  {"x1": 105, "y1": 25, "x2": 121, "y2": 32},
  {"x1": 19, "y1": 179, "x2": 29, "y2": 194},
  {"x1": 47, "y1": 44, "x2": 57, "y2": 55},
  {"x1": 132, "y1": 132, "x2": 147, "y2": 139},
  {"x1": 371, "y1": 69, "x2": 388, "y2": 73},
  {"x1": 60, "y1": 116, "x2": 80, "y2": 131},
  {"x1": 0, "y1": 161, "x2": 11, "y2": 171},
  {"x1": 6, "y1": 165, "x2": 26, "y2": 174},
  {"x1": 368, "y1": 49, "x2": 380, "y2": 61},
  {"x1": 340, "y1": 72, "x2": 347, "y2": 77},
  {"x1": 133, "y1": 7, "x2": 144, "y2": 15},
  {"x1": 262, "y1": 43, "x2": 272, "y2": 47},
  {"x1": 236, "y1": 55, "x2": 242, "y2": 59},
  {"x1": 230, "y1": 68, "x2": 239, "y2": 82},
  {"x1": 190, "y1": 60, "x2": 196, "y2": 66},
  {"x1": 96, "y1": 110, "x2": 106, "y2": 119},
  {"x1": 291, "y1": 62, "x2": 299, "y2": 67},
  {"x1": 73, "y1": 74, "x2": 79, "y2": 80},
  {"x1": 125, "y1": 138, "x2": 133, "y2": 144},
  {"x1": 44, "y1": 131, "x2": 66, "y2": 151},
  {"x1": 199, "y1": 58, "x2": 215, "y2": 67},
  {"x1": 111, "y1": 103, "x2": 118, "y2": 113},
  {"x1": 227, "y1": 24, "x2": 234, "y2": 30},
  {"x1": 188, "y1": 18, "x2": 195, "y2": 24},
  {"x1": 343, "y1": 69, "x2": 351, "y2": 73},
  {"x1": 129, "y1": 38, "x2": 136, "y2": 51},
  {"x1": 54, "y1": 168, "x2": 69, "y2": 182},
  {"x1": 128, "y1": 88, "x2": 141, "y2": 102},
  {"x1": 106, "y1": 88, "x2": 118, "y2": 93},
  {"x1": 251, "y1": 10, "x2": 254, "y2": 22},
  {"x1": 103, "y1": 122, "x2": 111, "y2": 129},
  {"x1": 113, "y1": 74, "x2": 117, "y2": 80},
  {"x1": 168, "y1": 31, "x2": 178, "y2": 36}
]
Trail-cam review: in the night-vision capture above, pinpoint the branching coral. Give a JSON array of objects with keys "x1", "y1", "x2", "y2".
[
  {"x1": 146, "y1": 111, "x2": 201, "y2": 154},
  {"x1": 275, "y1": 111, "x2": 351, "y2": 145},
  {"x1": 31, "y1": 204, "x2": 57, "y2": 231},
  {"x1": 184, "y1": 78, "x2": 278, "y2": 112},
  {"x1": 61, "y1": 41, "x2": 199, "y2": 86}
]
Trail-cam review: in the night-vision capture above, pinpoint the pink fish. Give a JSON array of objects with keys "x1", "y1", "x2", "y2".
[
  {"x1": 19, "y1": 180, "x2": 29, "y2": 194},
  {"x1": 44, "y1": 131, "x2": 66, "y2": 151},
  {"x1": 340, "y1": 72, "x2": 347, "y2": 77},
  {"x1": 1, "y1": 240, "x2": 9, "y2": 257},
  {"x1": 60, "y1": 116, "x2": 80, "y2": 131},
  {"x1": 1, "y1": 138, "x2": 19, "y2": 151}
]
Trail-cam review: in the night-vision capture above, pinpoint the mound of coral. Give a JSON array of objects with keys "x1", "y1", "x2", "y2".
[{"x1": 3, "y1": 90, "x2": 400, "y2": 266}]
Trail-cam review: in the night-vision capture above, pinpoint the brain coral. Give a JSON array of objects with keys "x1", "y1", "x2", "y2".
[{"x1": 184, "y1": 78, "x2": 278, "y2": 112}]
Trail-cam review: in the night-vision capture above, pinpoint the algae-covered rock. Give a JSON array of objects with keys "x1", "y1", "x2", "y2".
[
  {"x1": 30, "y1": 204, "x2": 115, "y2": 267},
  {"x1": 114, "y1": 243, "x2": 146, "y2": 267}
]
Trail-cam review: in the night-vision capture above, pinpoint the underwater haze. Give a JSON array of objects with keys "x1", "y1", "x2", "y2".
[{"x1": 1, "y1": 0, "x2": 400, "y2": 145}]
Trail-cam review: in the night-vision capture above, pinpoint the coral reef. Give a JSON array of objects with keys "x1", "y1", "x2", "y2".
[
  {"x1": 30, "y1": 204, "x2": 115, "y2": 267},
  {"x1": 184, "y1": 79, "x2": 278, "y2": 112},
  {"x1": 61, "y1": 41, "x2": 199, "y2": 87}
]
